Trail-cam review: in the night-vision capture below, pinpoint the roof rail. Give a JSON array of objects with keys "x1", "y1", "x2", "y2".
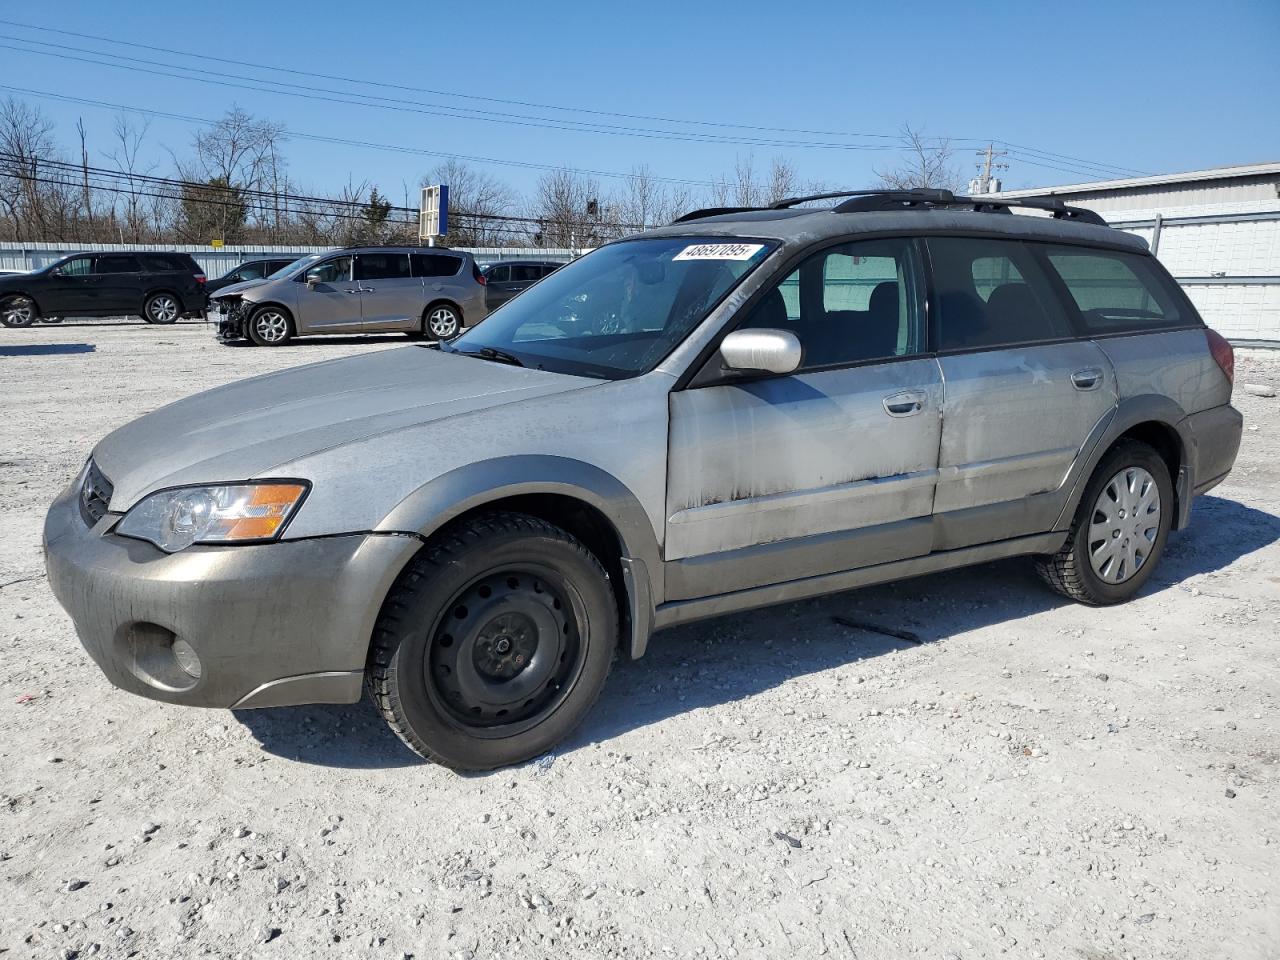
[
  {"x1": 670, "y1": 189, "x2": 1108, "y2": 227},
  {"x1": 972, "y1": 195, "x2": 1109, "y2": 226},
  {"x1": 670, "y1": 206, "x2": 757, "y2": 224}
]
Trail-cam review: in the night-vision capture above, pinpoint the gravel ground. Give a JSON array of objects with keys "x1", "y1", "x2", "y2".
[{"x1": 2, "y1": 319, "x2": 1278, "y2": 960}]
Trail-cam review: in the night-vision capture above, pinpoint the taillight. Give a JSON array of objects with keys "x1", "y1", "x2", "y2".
[
  {"x1": 195, "y1": 274, "x2": 207, "y2": 285},
  {"x1": 1206, "y1": 328, "x2": 1234, "y2": 385},
  {"x1": 473, "y1": 263, "x2": 486, "y2": 286}
]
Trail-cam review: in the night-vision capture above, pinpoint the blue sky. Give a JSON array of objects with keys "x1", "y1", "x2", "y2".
[{"x1": 3, "y1": 0, "x2": 1278, "y2": 205}]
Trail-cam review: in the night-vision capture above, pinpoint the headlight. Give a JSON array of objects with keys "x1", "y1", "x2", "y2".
[{"x1": 116, "y1": 482, "x2": 309, "y2": 553}]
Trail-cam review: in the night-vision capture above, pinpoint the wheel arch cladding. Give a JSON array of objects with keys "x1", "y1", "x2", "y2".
[
  {"x1": 376, "y1": 456, "x2": 662, "y2": 659},
  {"x1": 1057, "y1": 394, "x2": 1194, "y2": 532}
]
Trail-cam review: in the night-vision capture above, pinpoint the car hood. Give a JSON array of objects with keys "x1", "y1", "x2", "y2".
[
  {"x1": 92, "y1": 346, "x2": 597, "y2": 510},
  {"x1": 210, "y1": 277, "x2": 271, "y2": 298}
]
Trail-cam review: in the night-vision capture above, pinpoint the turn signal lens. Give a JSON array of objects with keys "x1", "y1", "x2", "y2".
[{"x1": 117, "y1": 482, "x2": 308, "y2": 553}]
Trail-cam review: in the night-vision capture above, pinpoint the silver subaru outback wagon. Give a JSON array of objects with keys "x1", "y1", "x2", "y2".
[
  {"x1": 44, "y1": 189, "x2": 1243, "y2": 770},
  {"x1": 210, "y1": 245, "x2": 488, "y2": 346}
]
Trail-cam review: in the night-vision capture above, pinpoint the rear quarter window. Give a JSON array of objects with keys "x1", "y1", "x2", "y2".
[
  {"x1": 1043, "y1": 246, "x2": 1190, "y2": 335},
  {"x1": 412, "y1": 253, "x2": 463, "y2": 278}
]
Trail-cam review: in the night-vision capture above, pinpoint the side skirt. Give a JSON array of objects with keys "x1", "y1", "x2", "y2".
[{"x1": 652, "y1": 531, "x2": 1066, "y2": 630}]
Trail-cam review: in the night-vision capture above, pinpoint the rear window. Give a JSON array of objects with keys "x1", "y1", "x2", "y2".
[
  {"x1": 412, "y1": 253, "x2": 462, "y2": 278},
  {"x1": 927, "y1": 237, "x2": 1072, "y2": 351},
  {"x1": 1044, "y1": 247, "x2": 1187, "y2": 334},
  {"x1": 95, "y1": 255, "x2": 142, "y2": 274}
]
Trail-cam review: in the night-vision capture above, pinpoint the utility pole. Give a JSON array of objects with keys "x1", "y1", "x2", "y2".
[{"x1": 971, "y1": 143, "x2": 1009, "y2": 195}]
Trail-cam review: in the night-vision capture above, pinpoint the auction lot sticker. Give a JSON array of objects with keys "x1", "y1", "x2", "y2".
[{"x1": 673, "y1": 243, "x2": 765, "y2": 261}]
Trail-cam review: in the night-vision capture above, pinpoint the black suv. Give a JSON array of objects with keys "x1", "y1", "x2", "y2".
[
  {"x1": 204, "y1": 257, "x2": 296, "y2": 295},
  {"x1": 0, "y1": 252, "x2": 207, "y2": 328}
]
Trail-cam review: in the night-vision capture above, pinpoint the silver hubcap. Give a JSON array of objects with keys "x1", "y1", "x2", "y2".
[
  {"x1": 255, "y1": 312, "x2": 289, "y2": 342},
  {"x1": 427, "y1": 308, "x2": 458, "y2": 339},
  {"x1": 1088, "y1": 466, "x2": 1161, "y2": 584},
  {"x1": 3, "y1": 297, "x2": 34, "y2": 324},
  {"x1": 148, "y1": 296, "x2": 178, "y2": 322}
]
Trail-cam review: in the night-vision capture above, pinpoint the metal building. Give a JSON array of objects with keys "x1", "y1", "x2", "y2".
[{"x1": 989, "y1": 162, "x2": 1280, "y2": 344}]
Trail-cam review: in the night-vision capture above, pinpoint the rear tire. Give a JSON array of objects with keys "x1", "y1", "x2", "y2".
[
  {"x1": 424, "y1": 303, "x2": 461, "y2": 341},
  {"x1": 246, "y1": 306, "x2": 294, "y2": 346},
  {"x1": 367, "y1": 512, "x2": 617, "y2": 770},
  {"x1": 1035, "y1": 440, "x2": 1173, "y2": 605},
  {"x1": 1, "y1": 294, "x2": 38, "y2": 328},
  {"x1": 143, "y1": 292, "x2": 180, "y2": 325}
]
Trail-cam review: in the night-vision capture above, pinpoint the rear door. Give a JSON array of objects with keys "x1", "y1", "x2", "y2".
[
  {"x1": 294, "y1": 255, "x2": 361, "y2": 332},
  {"x1": 665, "y1": 237, "x2": 942, "y2": 600},
  {"x1": 926, "y1": 236, "x2": 1118, "y2": 549},
  {"x1": 356, "y1": 252, "x2": 420, "y2": 330},
  {"x1": 91, "y1": 255, "x2": 144, "y2": 315}
]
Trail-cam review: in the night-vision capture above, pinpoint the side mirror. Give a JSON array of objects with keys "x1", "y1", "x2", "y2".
[
  {"x1": 719, "y1": 328, "x2": 803, "y2": 376},
  {"x1": 304, "y1": 269, "x2": 322, "y2": 286}
]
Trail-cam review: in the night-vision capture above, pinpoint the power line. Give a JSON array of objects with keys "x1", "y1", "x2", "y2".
[
  {"x1": 0, "y1": 32, "x2": 1149, "y2": 180},
  {"x1": 0, "y1": 17, "x2": 956, "y2": 144},
  {"x1": 2, "y1": 152, "x2": 645, "y2": 233},
  {"x1": 0, "y1": 39, "x2": 915, "y2": 153},
  {"x1": 0, "y1": 84, "x2": 722, "y2": 187}
]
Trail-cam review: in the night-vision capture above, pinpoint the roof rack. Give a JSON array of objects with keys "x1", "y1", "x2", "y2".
[{"x1": 672, "y1": 189, "x2": 1108, "y2": 227}]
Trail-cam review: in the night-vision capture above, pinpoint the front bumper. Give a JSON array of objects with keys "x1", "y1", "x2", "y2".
[
  {"x1": 43, "y1": 480, "x2": 419, "y2": 709},
  {"x1": 212, "y1": 299, "x2": 246, "y2": 341}
]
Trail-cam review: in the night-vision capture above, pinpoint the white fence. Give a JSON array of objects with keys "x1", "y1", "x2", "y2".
[{"x1": 0, "y1": 242, "x2": 579, "y2": 277}]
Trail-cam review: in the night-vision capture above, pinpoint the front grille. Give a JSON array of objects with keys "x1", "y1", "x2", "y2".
[{"x1": 79, "y1": 460, "x2": 114, "y2": 527}]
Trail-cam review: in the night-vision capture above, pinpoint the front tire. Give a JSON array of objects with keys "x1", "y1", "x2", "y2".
[
  {"x1": 246, "y1": 306, "x2": 294, "y2": 346},
  {"x1": 1036, "y1": 440, "x2": 1173, "y2": 605},
  {"x1": 424, "y1": 304, "x2": 461, "y2": 341},
  {"x1": 367, "y1": 512, "x2": 617, "y2": 770},
  {"x1": 143, "y1": 292, "x2": 180, "y2": 324},
  {"x1": 1, "y1": 295, "x2": 38, "y2": 328}
]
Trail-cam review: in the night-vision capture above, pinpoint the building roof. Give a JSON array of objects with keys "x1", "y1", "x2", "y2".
[
  {"x1": 988, "y1": 162, "x2": 1280, "y2": 199},
  {"x1": 643, "y1": 206, "x2": 1146, "y2": 252}
]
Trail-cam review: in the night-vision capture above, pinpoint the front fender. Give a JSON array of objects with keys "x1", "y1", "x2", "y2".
[{"x1": 376, "y1": 455, "x2": 663, "y2": 657}]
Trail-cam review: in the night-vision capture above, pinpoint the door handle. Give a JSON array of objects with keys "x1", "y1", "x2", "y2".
[
  {"x1": 883, "y1": 390, "x2": 927, "y2": 417},
  {"x1": 1071, "y1": 367, "x2": 1103, "y2": 390},
  {"x1": 344, "y1": 289, "x2": 361, "y2": 294},
  {"x1": 360, "y1": 286, "x2": 375, "y2": 293}
]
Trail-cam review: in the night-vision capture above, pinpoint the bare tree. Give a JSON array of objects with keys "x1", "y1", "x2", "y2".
[
  {"x1": 874, "y1": 124, "x2": 960, "y2": 192},
  {"x1": 178, "y1": 106, "x2": 286, "y2": 241},
  {"x1": 106, "y1": 114, "x2": 155, "y2": 242},
  {"x1": 528, "y1": 168, "x2": 602, "y2": 248},
  {"x1": 612, "y1": 165, "x2": 693, "y2": 232},
  {"x1": 425, "y1": 159, "x2": 516, "y2": 246},
  {"x1": 0, "y1": 97, "x2": 76, "y2": 241}
]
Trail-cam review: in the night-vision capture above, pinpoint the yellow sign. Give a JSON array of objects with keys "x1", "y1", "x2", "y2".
[{"x1": 211, "y1": 239, "x2": 224, "y2": 248}]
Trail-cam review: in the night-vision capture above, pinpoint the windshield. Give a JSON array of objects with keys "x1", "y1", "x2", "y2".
[
  {"x1": 445, "y1": 237, "x2": 773, "y2": 379},
  {"x1": 267, "y1": 254, "x2": 323, "y2": 280}
]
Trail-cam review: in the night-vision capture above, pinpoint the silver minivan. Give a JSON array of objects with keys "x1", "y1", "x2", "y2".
[
  {"x1": 45, "y1": 190, "x2": 1243, "y2": 770},
  {"x1": 210, "y1": 246, "x2": 488, "y2": 345}
]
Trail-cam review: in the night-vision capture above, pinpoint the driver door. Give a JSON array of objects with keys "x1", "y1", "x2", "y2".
[
  {"x1": 664, "y1": 238, "x2": 943, "y2": 601},
  {"x1": 42, "y1": 256, "x2": 96, "y2": 314},
  {"x1": 295, "y1": 255, "x2": 361, "y2": 333}
]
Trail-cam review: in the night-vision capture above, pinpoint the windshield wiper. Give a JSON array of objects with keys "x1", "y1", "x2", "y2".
[{"x1": 455, "y1": 346, "x2": 525, "y2": 367}]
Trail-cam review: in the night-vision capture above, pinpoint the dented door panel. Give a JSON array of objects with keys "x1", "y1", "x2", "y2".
[
  {"x1": 934, "y1": 342, "x2": 1117, "y2": 520},
  {"x1": 665, "y1": 358, "x2": 943, "y2": 563}
]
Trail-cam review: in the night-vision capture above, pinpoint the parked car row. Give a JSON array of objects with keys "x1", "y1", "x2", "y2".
[{"x1": 1, "y1": 245, "x2": 567, "y2": 344}]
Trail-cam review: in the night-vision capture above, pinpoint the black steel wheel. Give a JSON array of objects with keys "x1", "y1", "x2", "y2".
[{"x1": 367, "y1": 512, "x2": 617, "y2": 769}]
